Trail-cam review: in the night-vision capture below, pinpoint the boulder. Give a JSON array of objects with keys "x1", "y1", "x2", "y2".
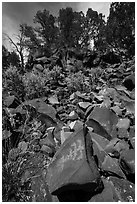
[
  {"x1": 46, "y1": 127, "x2": 102, "y2": 201},
  {"x1": 119, "y1": 149, "x2": 135, "y2": 183},
  {"x1": 86, "y1": 107, "x2": 118, "y2": 140},
  {"x1": 107, "y1": 177, "x2": 135, "y2": 202},
  {"x1": 4, "y1": 95, "x2": 20, "y2": 108}
]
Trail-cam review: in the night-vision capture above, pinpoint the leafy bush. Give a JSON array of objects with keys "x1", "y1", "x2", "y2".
[
  {"x1": 65, "y1": 71, "x2": 90, "y2": 93},
  {"x1": 48, "y1": 66, "x2": 64, "y2": 84},
  {"x1": 2, "y1": 162, "x2": 31, "y2": 202},
  {"x1": 22, "y1": 71, "x2": 49, "y2": 100},
  {"x1": 3, "y1": 66, "x2": 25, "y2": 101}
]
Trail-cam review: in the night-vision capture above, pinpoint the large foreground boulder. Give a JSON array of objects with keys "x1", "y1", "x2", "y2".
[{"x1": 46, "y1": 127, "x2": 103, "y2": 201}]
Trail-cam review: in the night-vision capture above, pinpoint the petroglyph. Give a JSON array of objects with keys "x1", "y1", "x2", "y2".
[{"x1": 57, "y1": 139, "x2": 84, "y2": 171}]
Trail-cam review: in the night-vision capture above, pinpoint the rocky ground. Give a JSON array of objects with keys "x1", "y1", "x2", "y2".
[{"x1": 2, "y1": 51, "x2": 135, "y2": 202}]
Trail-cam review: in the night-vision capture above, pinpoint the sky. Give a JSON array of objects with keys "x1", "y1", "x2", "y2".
[{"x1": 2, "y1": 2, "x2": 111, "y2": 49}]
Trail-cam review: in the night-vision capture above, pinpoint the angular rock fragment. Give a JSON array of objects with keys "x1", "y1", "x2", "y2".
[
  {"x1": 46, "y1": 127, "x2": 102, "y2": 200},
  {"x1": 89, "y1": 178, "x2": 120, "y2": 202},
  {"x1": 60, "y1": 127, "x2": 72, "y2": 144},
  {"x1": 69, "y1": 93, "x2": 76, "y2": 100},
  {"x1": 102, "y1": 155, "x2": 126, "y2": 178},
  {"x1": 124, "y1": 100, "x2": 135, "y2": 115},
  {"x1": 4, "y1": 95, "x2": 20, "y2": 108},
  {"x1": 107, "y1": 176, "x2": 135, "y2": 202},
  {"x1": 38, "y1": 103, "x2": 57, "y2": 120},
  {"x1": 111, "y1": 105, "x2": 123, "y2": 116},
  {"x1": 85, "y1": 104, "x2": 96, "y2": 119},
  {"x1": 86, "y1": 119, "x2": 111, "y2": 140},
  {"x1": 39, "y1": 136, "x2": 55, "y2": 147},
  {"x1": 69, "y1": 120, "x2": 83, "y2": 131},
  {"x1": 41, "y1": 145, "x2": 54, "y2": 156},
  {"x1": 119, "y1": 149, "x2": 135, "y2": 183},
  {"x1": 77, "y1": 108, "x2": 85, "y2": 119},
  {"x1": 48, "y1": 95, "x2": 59, "y2": 105},
  {"x1": 89, "y1": 132, "x2": 109, "y2": 166},
  {"x1": 100, "y1": 97, "x2": 111, "y2": 108},
  {"x1": 116, "y1": 118, "x2": 130, "y2": 129},
  {"x1": 105, "y1": 138, "x2": 129, "y2": 157},
  {"x1": 115, "y1": 118, "x2": 130, "y2": 139},
  {"x1": 115, "y1": 85, "x2": 127, "y2": 91},
  {"x1": 68, "y1": 111, "x2": 78, "y2": 120},
  {"x1": 117, "y1": 128, "x2": 129, "y2": 139},
  {"x1": 86, "y1": 107, "x2": 118, "y2": 139},
  {"x1": 78, "y1": 102, "x2": 92, "y2": 110}
]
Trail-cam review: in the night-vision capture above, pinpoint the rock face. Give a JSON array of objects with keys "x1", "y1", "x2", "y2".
[
  {"x1": 86, "y1": 107, "x2": 118, "y2": 140},
  {"x1": 107, "y1": 177, "x2": 135, "y2": 202},
  {"x1": 119, "y1": 149, "x2": 135, "y2": 183},
  {"x1": 46, "y1": 127, "x2": 103, "y2": 201},
  {"x1": 89, "y1": 177, "x2": 135, "y2": 202},
  {"x1": 4, "y1": 95, "x2": 21, "y2": 108}
]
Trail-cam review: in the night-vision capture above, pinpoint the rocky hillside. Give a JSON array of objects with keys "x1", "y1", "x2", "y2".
[{"x1": 2, "y1": 49, "x2": 135, "y2": 202}]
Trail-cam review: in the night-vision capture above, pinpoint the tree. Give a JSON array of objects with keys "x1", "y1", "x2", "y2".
[
  {"x1": 2, "y1": 45, "x2": 20, "y2": 70},
  {"x1": 4, "y1": 31, "x2": 25, "y2": 71},
  {"x1": 8, "y1": 51, "x2": 20, "y2": 67},
  {"x1": 34, "y1": 9, "x2": 59, "y2": 49},
  {"x1": 58, "y1": 8, "x2": 85, "y2": 48},
  {"x1": 85, "y1": 8, "x2": 106, "y2": 51},
  {"x1": 58, "y1": 7, "x2": 74, "y2": 47},
  {"x1": 3, "y1": 23, "x2": 40, "y2": 72},
  {"x1": 19, "y1": 23, "x2": 44, "y2": 66},
  {"x1": 106, "y1": 2, "x2": 135, "y2": 57},
  {"x1": 71, "y1": 11, "x2": 85, "y2": 48},
  {"x1": 19, "y1": 23, "x2": 41, "y2": 53}
]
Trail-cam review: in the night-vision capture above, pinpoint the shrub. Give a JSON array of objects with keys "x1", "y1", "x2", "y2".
[
  {"x1": 65, "y1": 71, "x2": 90, "y2": 93},
  {"x1": 3, "y1": 66, "x2": 25, "y2": 101},
  {"x1": 48, "y1": 66, "x2": 64, "y2": 84},
  {"x1": 22, "y1": 71, "x2": 49, "y2": 100}
]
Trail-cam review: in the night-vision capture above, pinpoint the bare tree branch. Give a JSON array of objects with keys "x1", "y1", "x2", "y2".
[
  {"x1": 3, "y1": 33, "x2": 25, "y2": 69},
  {"x1": 3, "y1": 33, "x2": 20, "y2": 54}
]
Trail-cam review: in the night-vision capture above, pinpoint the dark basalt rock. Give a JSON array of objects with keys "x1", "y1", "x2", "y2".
[
  {"x1": 107, "y1": 176, "x2": 135, "y2": 202},
  {"x1": 86, "y1": 107, "x2": 118, "y2": 140},
  {"x1": 86, "y1": 119, "x2": 112, "y2": 140},
  {"x1": 101, "y1": 155, "x2": 126, "y2": 179},
  {"x1": 119, "y1": 149, "x2": 135, "y2": 183},
  {"x1": 4, "y1": 95, "x2": 20, "y2": 108},
  {"x1": 89, "y1": 178, "x2": 120, "y2": 202},
  {"x1": 46, "y1": 127, "x2": 103, "y2": 201}
]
